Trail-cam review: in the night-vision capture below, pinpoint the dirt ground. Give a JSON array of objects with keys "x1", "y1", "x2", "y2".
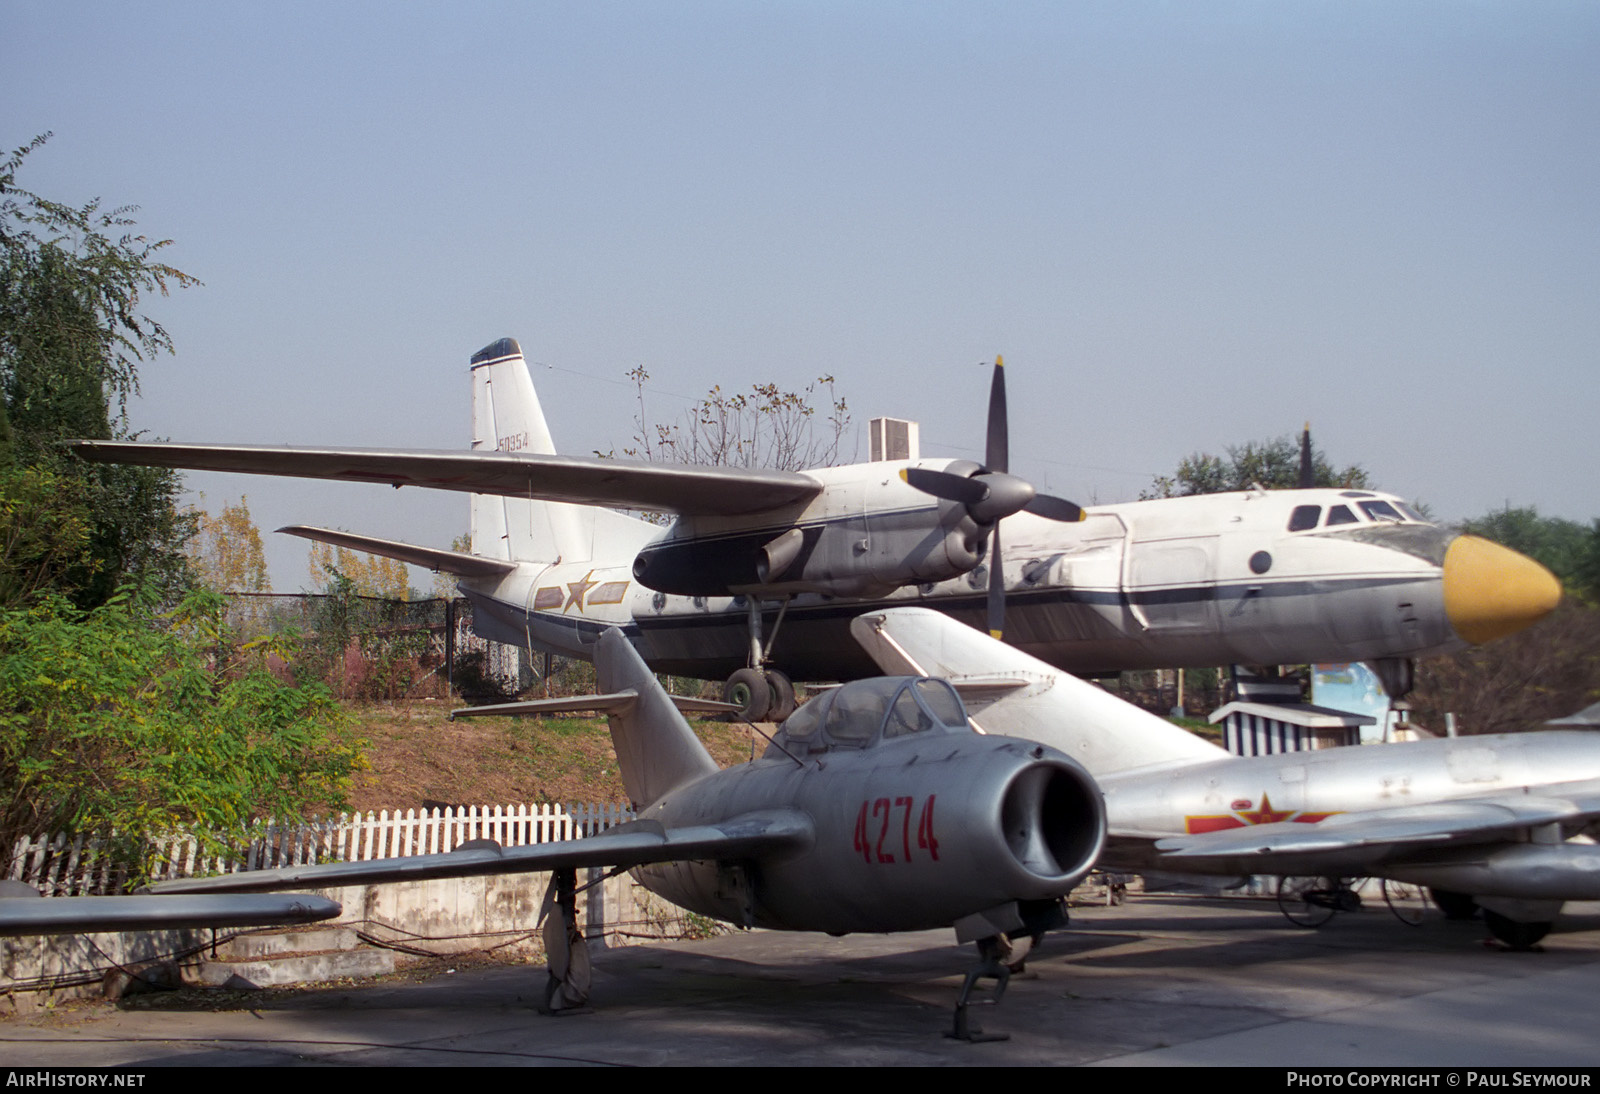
[{"x1": 342, "y1": 700, "x2": 762, "y2": 812}]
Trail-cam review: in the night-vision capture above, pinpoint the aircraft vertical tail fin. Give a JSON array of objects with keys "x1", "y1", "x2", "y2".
[
  {"x1": 852, "y1": 608, "x2": 1226, "y2": 775},
  {"x1": 469, "y1": 338, "x2": 584, "y2": 565},
  {"x1": 594, "y1": 629, "x2": 720, "y2": 807}
]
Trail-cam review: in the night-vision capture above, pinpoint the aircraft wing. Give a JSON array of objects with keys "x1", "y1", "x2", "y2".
[
  {"x1": 450, "y1": 693, "x2": 741, "y2": 719},
  {"x1": 0, "y1": 893, "x2": 340, "y2": 936},
  {"x1": 70, "y1": 441, "x2": 823, "y2": 517},
  {"x1": 1153, "y1": 778, "x2": 1600, "y2": 866},
  {"x1": 144, "y1": 810, "x2": 815, "y2": 896}
]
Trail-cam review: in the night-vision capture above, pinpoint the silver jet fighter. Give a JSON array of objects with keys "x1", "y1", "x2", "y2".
[
  {"x1": 854, "y1": 607, "x2": 1600, "y2": 950},
  {"x1": 150, "y1": 628, "x2": 1105, "y2": 1031},
  {"x1": 71, "y1": 338, "x2": 1560, "y2": 717}
]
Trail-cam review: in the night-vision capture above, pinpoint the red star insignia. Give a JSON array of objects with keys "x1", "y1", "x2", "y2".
[{"x1": 1237, "y1": 794, "x2": 1294, "y2": 826}]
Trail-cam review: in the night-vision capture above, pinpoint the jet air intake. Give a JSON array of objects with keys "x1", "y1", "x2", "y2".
[{"x1": 997, "y1": 756, "x2": 1106, "y2": 893}]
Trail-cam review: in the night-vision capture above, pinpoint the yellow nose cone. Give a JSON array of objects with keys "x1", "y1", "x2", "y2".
[{"x1": 1442, "y1": 535, "x2": 1562, "y2": 645}]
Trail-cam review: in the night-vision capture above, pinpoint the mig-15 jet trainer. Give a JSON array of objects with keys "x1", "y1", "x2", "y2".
[
  {"x1": 151, "y1": 627, "x2": 1105, "y2": 1034},
  {"x1": 74, "y1": 338, "x2": 1560, "y2": 718}
]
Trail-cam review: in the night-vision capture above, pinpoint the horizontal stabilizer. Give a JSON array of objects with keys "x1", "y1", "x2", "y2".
[
  {"x1": 450, "y1": 693, "x2": 741, "y2": 720},
  {"x1": 146, "y1": 809, "x2": 816, "y2": 895},
  {"x1": 280, "y1": 526, "x2": 517, "y2": 578},
  {"x1": 72, "y1": 441, "x2": 822, "y2": 517}
]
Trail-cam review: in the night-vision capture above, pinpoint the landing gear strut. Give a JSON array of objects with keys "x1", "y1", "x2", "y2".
[{"x1": 722, "y1": 597, "x2": 795, "y2": 721}]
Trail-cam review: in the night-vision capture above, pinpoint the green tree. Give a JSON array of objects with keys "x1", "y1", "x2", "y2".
[
  {"x1": 0, "y1": 464, "x2": 96, "y2": 609},
  {"x1": 1144, "y1": 433, "x2": 1372, "y2": 499},
  {"x1": 0, "y1": 584, "x2": 363, "y2": 883},
  {"x1": 0, "y1": 133, "x2": 199, "y2": 607}
]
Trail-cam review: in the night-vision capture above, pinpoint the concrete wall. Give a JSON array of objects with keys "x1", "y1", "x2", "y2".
[{"x1": 1, "y1": 867, "x2": 697, "y2": 1004}]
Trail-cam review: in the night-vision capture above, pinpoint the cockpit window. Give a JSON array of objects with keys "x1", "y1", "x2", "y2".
[
  {"x1": 1288, "y1": 505, "x2": 1321, "y2": 532},
  {"x1": 824, "y1": 676, "x2": 902, "y2": 745},
  {"x1": 779, "y1": 689, "x2": 828, "y2": 741},
  {"x1": 913, "y1": 678, "x2": 967, "y2": 728},
  {"x1": 768, "y1": 677, "x2": 969, "y2": 758},
  {"x1": 1359, "y1": 500, "x2": 1404, "y2": 523},
  {"x1": 1325, "y1": 505, "x2": 1358, "y2": 526},
  {"x1": 1394, "y1": 501, "x2": 1425, "y2": 522},
  {"x1": 884, "y1": 688, "x2": 931, "y2": 738}
]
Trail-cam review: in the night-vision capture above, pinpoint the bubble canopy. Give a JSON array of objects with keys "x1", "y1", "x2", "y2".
[{"x1": 765, "y1": 676, "x2": 971, "y2": 756}]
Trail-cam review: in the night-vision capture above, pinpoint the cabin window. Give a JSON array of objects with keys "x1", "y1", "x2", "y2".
[
  {"x1": 1359, "y1": 500, "x2": 1404, "y2": 523},
  {"x1": 1325, "y1": 505, "x2": 1358, "y2": 526},
  {"x1": 1288, "y1": 505, "x2": 1321, "y2": 532}
]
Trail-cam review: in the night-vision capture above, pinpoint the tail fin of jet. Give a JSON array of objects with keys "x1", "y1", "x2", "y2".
[
  {"x1": 470, "y1": 337, "x2": 583, "y2": 565},
  {"x1": 445, "y1": 629, "x2": 719, "y2": 807},
  {"x1": 851, "y1": 608, "x2": 1225, "y2": 776},
  {"x1": 594, "y1": 628, "x2": 720, "y2": 807}
]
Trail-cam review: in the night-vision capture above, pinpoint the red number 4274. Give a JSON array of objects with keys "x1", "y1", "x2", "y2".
[{"x1": 852, "y1": 795, "x2": 939, "y2": 864}]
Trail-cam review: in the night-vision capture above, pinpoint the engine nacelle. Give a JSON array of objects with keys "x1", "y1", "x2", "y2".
[{"x1": 631, "y1": 506, "x2": 987, "y2": 598}]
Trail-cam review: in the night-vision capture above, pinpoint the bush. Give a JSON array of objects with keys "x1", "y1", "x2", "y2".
[{"x1": 0, "y1": 584, "x2": 364, "y2": 882}]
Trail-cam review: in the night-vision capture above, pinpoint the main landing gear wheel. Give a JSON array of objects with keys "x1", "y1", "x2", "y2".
[
  {"x1": 1277, "y1": 876, "x2": 1357, "y2": 928},
  {"x1": 1430, "y1": 888, "x2": 1480, "y2": 921},
  {"x1": 764, "y1": 669, "x2": 796, "y2": 722},
  {"x1": 722, "y1": 667, "x2": 771, "y2": 721},
  {"x1": 1381, "y1": 879, "x2": 1428, "y2": 926},
  {"x1": 1483, "y1": 910, "x2": 1551, "y2": 951}
]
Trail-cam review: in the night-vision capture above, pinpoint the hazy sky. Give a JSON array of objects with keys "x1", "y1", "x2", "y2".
[{"x1": 6, "y1": 2, "x2": 1596, "y2": 590}]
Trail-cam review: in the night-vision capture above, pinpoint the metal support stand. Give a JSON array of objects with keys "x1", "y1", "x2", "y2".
[
  {"x1": 538, "y1": 867, "x2": 592, "y2": 1014},
  {"x1": 947, "y1": 935, "x2": 1011, "y2": 1043}
]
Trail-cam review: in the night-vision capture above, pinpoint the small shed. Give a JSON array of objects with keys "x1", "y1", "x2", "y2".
[{"x1": 1209, "y1": 701, "x2": 1376, "y2": 757}]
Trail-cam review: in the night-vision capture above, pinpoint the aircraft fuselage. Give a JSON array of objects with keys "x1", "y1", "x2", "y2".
[
  {"x1": 460, "y1": 480, "x2": 1492, "y2": 681},
  {"x1": 1101, "y1": 730, "x2": 1600, "y2": 889},
  {"x1": 631, "y1": 729, "x2": 1102, "y2": 935}
]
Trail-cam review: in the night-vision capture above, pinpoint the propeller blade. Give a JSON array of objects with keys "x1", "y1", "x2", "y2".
[
  {"x1": 899, "y1": 358, "x2": 1088, "y2": 563},
  {"x1": 1298, "y1": 422, "x2": 1314, "y2": 489},
  {"x1": 987, "y1": 524, "x2": 1005, "y2": 639},
  {"x1": 901, "y1": 467, "x2": 988, "y2": 505},
  {"x1": 1023, "y1": 494, "x2": 1086, "y2": 523},
  {"x1": 986, "y1": 357, "x2": 1008, "y2": 473}
]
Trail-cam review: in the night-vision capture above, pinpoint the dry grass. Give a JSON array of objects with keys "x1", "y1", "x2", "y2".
[{"x1": 342, "y1": 700, "x2": 761, "y2": 812}]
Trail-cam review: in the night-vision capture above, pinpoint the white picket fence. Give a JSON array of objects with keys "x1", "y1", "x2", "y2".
[{"x1": 7, "y1": 802, "x2": 636, "y2": 897}]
